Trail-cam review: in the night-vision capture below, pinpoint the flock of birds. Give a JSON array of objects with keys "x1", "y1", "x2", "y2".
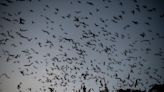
[{"x1": 0, "y1": 0, "x2": 164, "y2": 92}]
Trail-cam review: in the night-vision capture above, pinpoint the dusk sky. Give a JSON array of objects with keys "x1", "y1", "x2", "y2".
[{"x1": 0, "y1": 0, "x2": 164, "y2": 92}]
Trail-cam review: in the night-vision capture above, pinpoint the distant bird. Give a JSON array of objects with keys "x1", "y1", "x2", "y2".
[
  {"x1": 140, "y1": 32, "x2": 145, "y2": 38},
  {"x1": 19, "y1": 17, "x2": 25, "y2": 24}
]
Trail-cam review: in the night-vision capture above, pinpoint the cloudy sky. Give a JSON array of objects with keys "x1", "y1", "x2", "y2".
[{"x1": 0, "y1": 0, "x2": 164, "y2": 92}]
